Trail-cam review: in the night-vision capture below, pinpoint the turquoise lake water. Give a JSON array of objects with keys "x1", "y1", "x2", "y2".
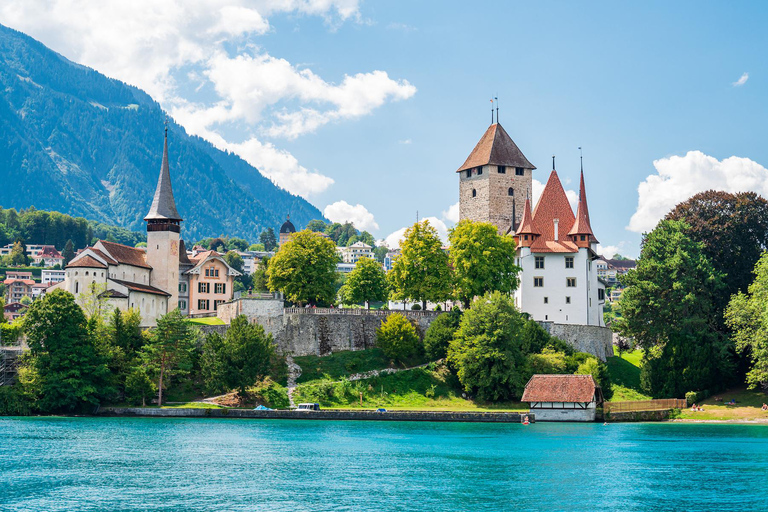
[{"x1": 1, "y1": 417, "x2": 768, "y2": 511}]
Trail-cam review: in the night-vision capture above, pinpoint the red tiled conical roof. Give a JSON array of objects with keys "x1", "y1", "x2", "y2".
[
  {"x1": 567, "y1": 171, "x2": 597, "y2": 242},
  {"x1": 456, "y1": 123, "x2": 536, "y2": 172},
  {"x1": 516, "y1": 197, "x2": 538, "y2": 235}
]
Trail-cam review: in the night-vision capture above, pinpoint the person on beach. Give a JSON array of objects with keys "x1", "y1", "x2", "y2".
[{"x1": 762, "y1": 403, "x2": 767, "y2": 411}]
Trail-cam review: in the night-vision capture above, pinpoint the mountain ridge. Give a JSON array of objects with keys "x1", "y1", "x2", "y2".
[{"x1": 0, "y1": 23, "x2": 324, "y2": 242}]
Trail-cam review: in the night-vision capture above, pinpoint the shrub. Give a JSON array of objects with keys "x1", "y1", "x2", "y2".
[
  {"x1": 574, "y1": 356, "x2": 614, "y2": 400},
  {"x1": 376, "y1": 314, "x2": 421, "y2": 363},
  {"x1": 423, "y1": 309, "x2": 462, "y2": 361},
  {"x1": 685, "y1": 390, "x2": 710, "y2": 406},
  {"x1": 125, "y1": 367, "x2": 157, "y2": 406},
  {"x1": 527, "y1": 349, "x2": 568, "y2": 374},
  {"x1": 411, "y1": 304, "x2": 422, "y2": 310}
]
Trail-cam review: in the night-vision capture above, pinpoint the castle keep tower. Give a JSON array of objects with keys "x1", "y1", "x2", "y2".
[
  {"x1": 457, "y1": 123, "x2": 535, "y2": 234},
  {"x1": 145, "y1": 128, "x2": 182, "y2": 311}
]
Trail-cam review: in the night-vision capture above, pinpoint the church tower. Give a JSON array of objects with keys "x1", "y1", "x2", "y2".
[
  {"x1": 457, "y1": 123, "x2": 535, "y2": 234},
  {"x1": 145, "y1": 128, "x2": 182, "y2": 312}
]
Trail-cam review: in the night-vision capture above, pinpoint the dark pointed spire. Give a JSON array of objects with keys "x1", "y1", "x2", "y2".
[{"x1": 145, "y1": 128, "x2": 182, "y2": 222}]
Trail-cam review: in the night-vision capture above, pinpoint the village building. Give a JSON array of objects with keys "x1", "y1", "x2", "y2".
[
  {"x1": 3, "y1": 302, "x2": 27, "y2": 322},
  {"x1": 183, "y1": 249, "x2": 241, "y2": 315},
  {"x1": 56, "y1": 129, "x2": 238, "y2": 326},
  {"x1": 521, "y1": 374, "x2": 603, "y2": 422},
  {"x1": 458, "y1": 122, "x2": 605, "y2": 326},
  {"x1": 41, "y1": 268, "x2": 66, "y2": 284},
  {"x1": 338, "y1": 241, "x2": 373, "y2": 264},
  {"x1": 279, "y1": 215, "x2": 296, "y2": 246},
  {"x1": 3, "y1": 271, "x2": 34, "y2": 304}
]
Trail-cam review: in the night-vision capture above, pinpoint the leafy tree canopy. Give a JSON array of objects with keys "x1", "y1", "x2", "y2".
[
  {"x1": 341, "y1": 257, "x2": 388, "y2": 308},
  {"x1": 376, "y1": 313, "x2": 421, "y2": 364},
  {"x1": 267, "y1": 230, "x2": 339, "y2": 306},
  {"x1": 388, "y1": 220, "x2": 452, "y2": 309},
  {"x1": 260, "y1": 228, "x2": 278, "y2": 252},
  {"x1": 448, "y1": 219, "x2": 520, "y2": 307},
  {"x1": 423, "y1": 308, "x2": 462, "y2": 360}
]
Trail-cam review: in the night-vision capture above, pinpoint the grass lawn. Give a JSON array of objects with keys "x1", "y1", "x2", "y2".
[
  {"x1": 294, "y1": 349, "x2": 405, "y2": 384},
  {"x1": 188, "y1": 317, "x2": 225, "y2": 326},
  {"x1": 607, "y1": 350, "x2": 652, "y2": 401},
  {"x1": 672, "y1": 388, "x2": 768, "y2": 421},
  {"x1": 162, "y1": 402, "x2": 224, "y2": 409}
]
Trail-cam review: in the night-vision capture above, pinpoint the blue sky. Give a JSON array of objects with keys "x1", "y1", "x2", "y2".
[{"x1": 4, "y1": 1, "x2": 768, "y2": 256}]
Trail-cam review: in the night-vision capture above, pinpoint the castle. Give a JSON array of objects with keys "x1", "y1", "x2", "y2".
[
  {"x1": 57, "y1": 129, "x2": 240, "y2": 326},
  {"x1": 458, "y1": 122, "x2": 606, "y2": 326}
]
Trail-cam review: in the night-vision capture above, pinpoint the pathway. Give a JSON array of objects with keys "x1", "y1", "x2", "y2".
[{"x1": 286, "y1": 355, "x2": 302, "y2": 408}]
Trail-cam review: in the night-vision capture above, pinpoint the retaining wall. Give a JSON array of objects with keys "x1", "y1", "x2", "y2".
[
  {"x1": 605, "y1": 409, "x2": 672, "y2": 422},
  {"x1": 98, "y1": 407, "x2": 532, "y2": 423},
  {"x1": 538, "y1": 322, "x2": 614, "y2": 361}
]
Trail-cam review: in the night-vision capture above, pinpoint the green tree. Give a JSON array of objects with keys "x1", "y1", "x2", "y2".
[
  {"x1": 388, "y1": 221, "x2": 452, "y2": 310},
  {"x1": 139, "y1": 309, "x2": 196, "y2": 406},
  {"x1": 448, "y1": 292, "x2": 530, "y2": 401},
  {"x1": 227, "y1": 238, "x2": 249, "y2": 252},
  {"x1": 306, "y1": 219, "x2": 328, "y2": 232},
  {"x1": 62, "y1": 239, "x2": 75, "y2": 266},
  {"x1": 725, "y1": 251, "x2": 768, "y2": 389},
  {"x1": 125, "y1": 367, "x2": 157, "y2": 407},
  {"x1": 224, "y1": 250, "x2": 244, "y2": 273},
  {"x1": 109, "y1": 308, "x2": 144, "y2": 356},
  {"x1": 77, "y1": 281, "x2": 110, "y2": 321},
  {"x1": 373, "y1": 245, "x2": 388, "y2": 264},
  {"x1": 615, "y1": 220, "x2": 731, "y2": 398},
  {"x1": 201, "y1": 331, "x2": 228, "y2": 395},
  {"x1": 574, "y1": 356, "x2": 613, "y2": 400},
  {"x1": 260, "y1": 228, "x2": 278, "y2": 251},
  {"x1": 358, "y1": 231, "x2": 376, "y2": 246},
  {"x1": 9, "y1": 240, "x2": 27, "y2": 266},
  {"x1": 448, "y1": 219, "x2": 521, "y2": 308},
  {"x1": 23, "y1": 289, "x2": 110, "y2": 413},
  {"x1": 135, "y1": 242, "x2": 148, "y2": 248},
  {"x1": 423, "y1": 308, "x2": 462, "y2": 360},
  {"x1": 376, "y1": 313, "x2": 421, "y2": 363},
  {"x1": 341, "y1": 257, "x2": 388, "y2": 308},
  {"x1": 222, "y1": 316, "x2": 276, "y2": 397},
  {"x1": 248, "y1": 243, "x2": 265, "y2": 251},
  {"x1": 20, "y1": 295, "x2": 32, "y2": 306},
  {"x1": 252, "y1": 256, "x2": 270, "y2": 292},
  {"x1": 267, "y1": 230, "x2": 339, "y2": 306}
]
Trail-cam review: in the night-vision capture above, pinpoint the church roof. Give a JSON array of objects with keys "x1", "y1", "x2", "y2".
[
  {"x1": 97, "y1": 241, "x2": 151, "y2": 269},
  {"x1": 67, "y1": 255, "x2": 107, "y2": 269},
  {"x1": 110, "y1": 278, "x2": 171, "y2": 297},
  {"x1": 178, "y1": 239, "x2": 193, "y2": 266},
  {"x1": 567, "y1": 171, "x2": 597, "y2": 242},
  {"x1": 456, "y1": 123, "x2": 536, "y2": 173},
  {"x1": 529, "y1": 170, "x2": 578, "y2": 253},
  {"x1": 280, "y1": 216, "x2": 296, "y2": 234},
  {"x1": 145, "y1": 130, "x2": 182, "y2": 222}
]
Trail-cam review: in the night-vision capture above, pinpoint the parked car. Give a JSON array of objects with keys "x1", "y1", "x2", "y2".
[{"x1": 296, "y1": 403, "x2": 320, "y2": 411}]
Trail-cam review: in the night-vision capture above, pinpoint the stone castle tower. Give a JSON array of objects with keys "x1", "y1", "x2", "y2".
[
  {"x1": 145, "y1": 128, "x2": 182, "y2": 310},
  {"x1": 457, "y1": 123, "x2": 535, "y2": 234}
]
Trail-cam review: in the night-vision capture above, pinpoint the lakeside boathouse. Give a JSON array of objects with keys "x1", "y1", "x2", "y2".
[{"x1": 521, "y1": 374, "x2": 604, "y2": 422}]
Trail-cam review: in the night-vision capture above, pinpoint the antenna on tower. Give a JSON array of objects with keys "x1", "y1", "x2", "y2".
[
  {"x1": 490, "y1": 98, "x2": 494, "y2": 124},
  {"x1": 164, "y1": 114, "x2": 168, "y2": 135},
  {"x1": 578, "y1": 146, "x2": 583, "y2": 172},
  {"x1": 495, "y1": 95, "x2": 499, "y2": 123},
  {"x1": 552, "y1": 155, "x2": 556, "y2": 170}
]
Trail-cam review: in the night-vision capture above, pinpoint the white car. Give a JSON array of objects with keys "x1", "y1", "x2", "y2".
[{"x1": 296, "y1": 403, "x2": 320, "y2": 411}]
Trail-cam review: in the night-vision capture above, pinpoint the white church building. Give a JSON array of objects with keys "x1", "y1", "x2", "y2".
[{"x1": 457, "y1": 121, "x2": 605, "y2": 326}]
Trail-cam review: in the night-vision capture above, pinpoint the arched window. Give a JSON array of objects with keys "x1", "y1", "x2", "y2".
[
  {"x1": 85, "y1": 271, "x2": 89, "y2": 276},
  {"x1": 75, "y1": 282, "x2": 79, "y2": 293},
  {"x1": 472, "y1": 189, "x2": 477, "y2": 198},
  {"x1": 508, "y1": 187, "x2": 514, "y2": 196}
]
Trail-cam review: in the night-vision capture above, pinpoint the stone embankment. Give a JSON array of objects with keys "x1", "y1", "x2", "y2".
[{"x1": 98, "y1": 407, "x2": 533, "y2": 423}]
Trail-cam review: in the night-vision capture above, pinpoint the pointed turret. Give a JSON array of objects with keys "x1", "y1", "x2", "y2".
[
  {"x1": 567, "y1": 171, "x2": 597, "y2": 246},
  {"x1": 515, "y1": 195, "x2": 538, "y2": 248},
  {"x1": 145, "y1": 129, "x2": 182, "y2": 223}
]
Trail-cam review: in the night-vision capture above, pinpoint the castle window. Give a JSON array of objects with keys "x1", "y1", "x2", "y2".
[
  {"x1": 567, "y1": 278, "x2": 577, "y2": 287},
  {"x1": 498, "y1": 165, "x2": 506, "y2": 174},
  {"x1": 598, "y1": 289, "x2": 605, "y2": 301},
  {"x1": 543, "y1": 297, "x2": 548, "y2": 304},
  {"x1": 534, "y1": 277, "x2": 544, "y2": 287},
  {"x1": 466, "y1": 170, "x2": 471, "y2": 178},
  {"x1": 508, "y1": 187, "x2": 514, "y2": 196},
  {"x1": 580, "y1": 235, "x2": 586, "y2": 241},
  {"x1": 75, "y1": 282, "x2": 79, "y2": 293},
  {"x1": 472, "y1": 189, "x2": 477, "y2": 198},
  {"x1": 566, "y1": 296, "x2": 571, "y2": 304},
  {"x1": 565, "y1": 257, "x2": 574, "y2": 269},
  {"x1": 535, "y1": 256, "x2": 545, "y2": 269},
  {"x1": 516, "y1": 167, "x2": 524, "y2": 176},
  {"x1": 85, "y1": 271, "x2": 89, "y2": 276},
  {"x1": 524, "y1": 235, "x2": 528, "y2": 241},
  {"x1": 477, "y1": 166, "x2": 483, "y2": 175}
]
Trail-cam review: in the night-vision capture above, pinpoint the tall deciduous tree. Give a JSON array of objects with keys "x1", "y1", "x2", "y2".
[
  {"x1": 267, "y1": 230, "x2": 338, "y2": 306},
  {"x1": 388, "y1": 221, "x2": 452, "y2": 310},
  {"x1": 341, "y1": 257, "x2": 388, "y2": 308},
  {"x1": 376, "y1": 313, "x2": 421, "y2": 364},
  {"x1": 306, "y1": 219, "x2": 327, "y2": 232},
  {"x1": 23, "y1": 289, "x2": 110, "y2": 412},
  {"x1": 448, "y1": 220, "x2": 520, "y2": 308},
  {"x1": 139, "y1": 309, "x2": 196, "y2": 406},
  {"x1": 725, "y1": 251, "x2": 768, "y2": 390},
  {"x1": 615, "y1": 220, "x2": 732, "y2": 398},
  {"x1": 259, "y1": 228, "x2": 278, "y2": 252},
  {"x1": 448, "y1": 291, "x2": 528, "y2": 401}
]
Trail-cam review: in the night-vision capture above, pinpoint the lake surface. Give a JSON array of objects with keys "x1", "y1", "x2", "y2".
[{"x1": 1, "y1": 417, "x2": 767, "y2": 511}]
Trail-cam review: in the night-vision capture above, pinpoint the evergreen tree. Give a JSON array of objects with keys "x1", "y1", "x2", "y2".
[
  {"x1": 9, "y1": 240, "x2": 27, "y2": 266},
  {"x1": 388, "y1": 221, "x2": 452, "y2": 310},
  {"x1": 260, "y1": 228, "x2": 278, "y2": 251},
  {"x1": 62, "y1": 239, "x2": 75, "y2": 266}
]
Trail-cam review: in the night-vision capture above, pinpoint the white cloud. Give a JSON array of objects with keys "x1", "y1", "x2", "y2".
[
  {"x1": 398, "y1": 139, "x2": 412, "y2": 145},
  {"x1": 323, "y1": 200, "x2": 379, "y2": 231},
  {"x1": 384, "y1": 217, "x2": 448, "y2": 249},
  {"x1": 733, "y1": 72, "x2": 749, "y2": 87},
  {"x1": 0, "y1": 0, "x2": 416, "y2": 198},
  {"x1": 628, "y1": 150, "x2": 768, "y2": 233},
  {"x1": 442, "y1": 202, "x2": 460, "y2": 224}
]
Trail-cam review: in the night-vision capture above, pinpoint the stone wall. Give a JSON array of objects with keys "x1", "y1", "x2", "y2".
[
  {"x1": 604, "y1": 409, "x2": 671, "y2": 422},
  {"x1": 216, "y1": 299, "x2": 441, "y2": 357},
  {"x1": 538, "y1": 321, "x2": 614, "y2": 361}
]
